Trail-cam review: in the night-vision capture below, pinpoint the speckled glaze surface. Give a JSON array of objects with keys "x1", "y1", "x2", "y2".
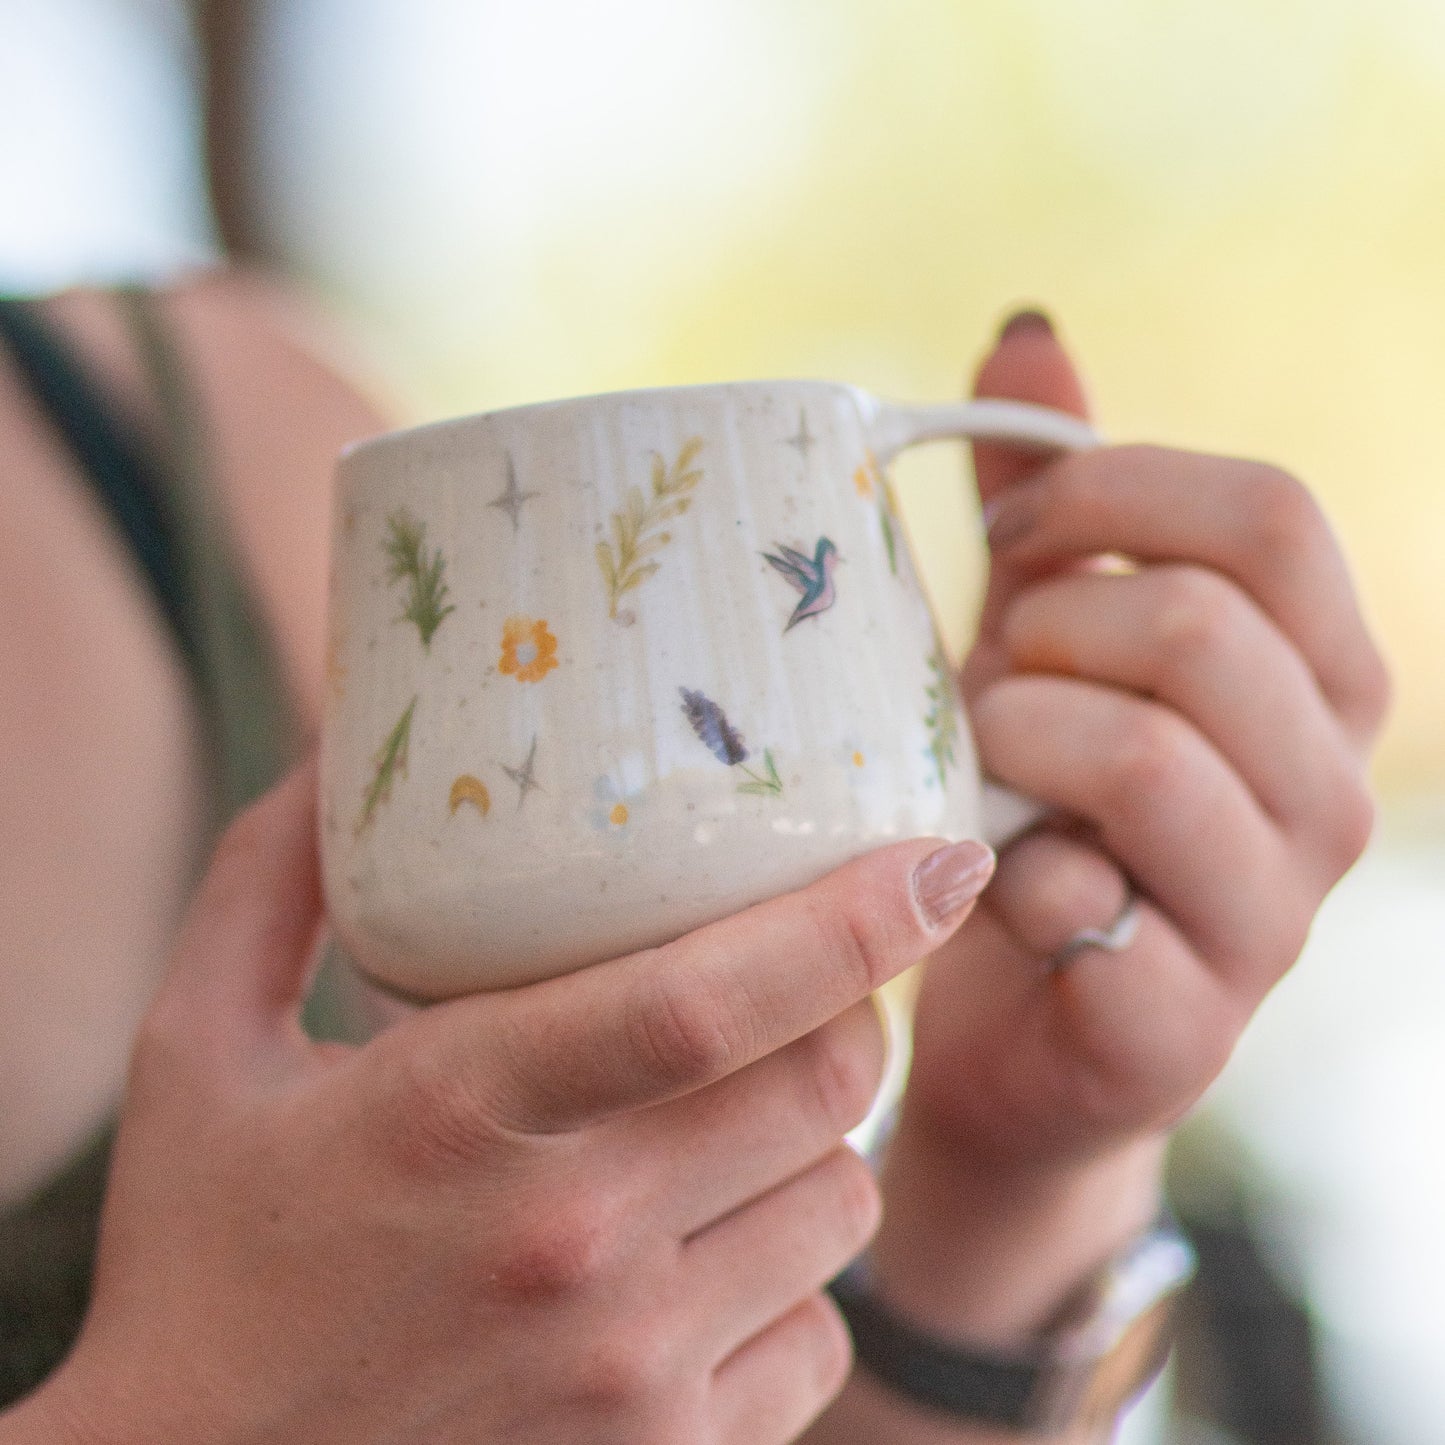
[{"x1": 320, "y1": 381, "x2": 1096, "y2": 998}]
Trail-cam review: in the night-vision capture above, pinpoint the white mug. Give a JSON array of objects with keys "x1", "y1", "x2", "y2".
[{"x1": 320, "y1": 380, "x2": 1098, "y2": 999}]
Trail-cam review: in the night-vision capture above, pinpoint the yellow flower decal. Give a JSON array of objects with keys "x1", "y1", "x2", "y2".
[
  {"x1": 592, "y1": 774, "x2": 642, "y2": 831},
  {"x1": 853, "y1": 449, "x2": 881, "y2": 499},
  {"x1": 499, "y1": 615, "x2": 559, "y2": 683}
]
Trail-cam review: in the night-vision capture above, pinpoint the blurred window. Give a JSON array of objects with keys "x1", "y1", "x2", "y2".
[{"x1": 0, "y1": 0, "x2": 215, "y2": 291}]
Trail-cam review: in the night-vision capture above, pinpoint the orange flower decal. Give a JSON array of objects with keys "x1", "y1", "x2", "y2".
[
  {"x1": 499, "y1": 615, "x2": 559, "y2": 683},
  {"x1": 853, "y1": 449, "x2": 880, "y2": 499}
]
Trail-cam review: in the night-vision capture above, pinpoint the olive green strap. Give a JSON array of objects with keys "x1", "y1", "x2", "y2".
[
  {"x1": 0, "y1": 1130, "x2": 112, "y2": 1408},
  {"x1": 114, "y1": 285, "x2": 297, "y2": 823},
  {"x1": 116, "y1": 287, "x2": 366, "y2": 1044}
]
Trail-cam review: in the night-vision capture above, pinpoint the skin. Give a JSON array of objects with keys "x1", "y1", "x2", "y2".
[
  {"x1": 802, "y1": 318, "x2": 1389, "y2": 1444},
  {"x1": 0, "y1": 286, "x2": 1388, "y2": 1442},
  {"x1": 9, "y1": 762, "x2": 993, "y2": 1445},
  {"x1": 0, "y1": 273, "x2": 372, "y2": 1206}
]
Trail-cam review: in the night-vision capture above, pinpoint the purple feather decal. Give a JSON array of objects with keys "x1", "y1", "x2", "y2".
[{"x1": 679, "y1": 688, "x2": 750, "y2": 766}]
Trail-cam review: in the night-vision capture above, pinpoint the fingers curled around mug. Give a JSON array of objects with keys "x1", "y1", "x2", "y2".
[
  {"x1": 998, "y1": 564, "x2": 1373, "y2": 847},
  {"x1": 442, "y1": 838, "x2": 995, "y2": 1134},
  {"x1": 982, "y1": 445, "x2": 1392, "y2": 749},
  {"x1": 972, "y1": 673, "x2": 1313, "y2": 985},
  {"x1": 984, "y1": 827, "x2": 1140, "y2": 970},
  {"x1": 633, "y1": 1000, "x2": 889, "y2": 1240},
  {"x1": 981, "y1": 828, "x2": 1250, "y2": 1112},
  {"x1": 711, "y1": 1292, "x2": 856, "y2": 1444},
  {"x1": 687, "y1": 1144, "x2": 881, "y2": 1362}
]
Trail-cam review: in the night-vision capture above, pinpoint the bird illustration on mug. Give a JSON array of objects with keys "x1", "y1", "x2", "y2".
[{"x1": 762, "y1": 536, "x2": 839, "y2": 632}]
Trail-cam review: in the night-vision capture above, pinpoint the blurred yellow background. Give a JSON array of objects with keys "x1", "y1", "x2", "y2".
[{"x1": 260, "y1": 0, "x2": 1445, "y2": 801}]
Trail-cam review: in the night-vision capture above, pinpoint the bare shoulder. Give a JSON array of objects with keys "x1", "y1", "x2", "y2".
[
  {"x1": 0, "y1": 271, "x2": 390, "y2": 1200},
  {"x1": 0, "y1": 295, "x2": 205, "y2": 1201},
  {"x1": 36, "y1": 271, "x2": 393, "y2": 727},
  {"x1": 156, "y1": 270, "x2": 394, "y2": 729}
]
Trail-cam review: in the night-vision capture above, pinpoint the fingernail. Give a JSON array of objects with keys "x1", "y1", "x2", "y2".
[
  {"x1": 912, "y1": 840, "x2": 996, "y2": 931},
  {"x1": 997, "y1": 307, "x2": 1055, "y2": 343},
  {"x1": 983, "y1": 494, "x2": 1039, "y2": 551}
]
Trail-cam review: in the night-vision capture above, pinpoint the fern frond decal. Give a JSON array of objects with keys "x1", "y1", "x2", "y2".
[
  {"x1": 923, "y1": 646, "x2": 959, "y2": 788},
  {"x1": 357, "y1": 696, "x2": 417, "y2": 835},
  {"x1": 597, "y1": 438, "x2": 704, "y2": 618},
  {"x1": 383, "y1": 509, "x2": 455, "y2": 648}
]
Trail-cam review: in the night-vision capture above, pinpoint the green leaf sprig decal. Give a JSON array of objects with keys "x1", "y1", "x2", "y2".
[
  {"x1": 853, "y1": 450, "x2": 901, "y2": 577},
  {"x1": 879, "y1": 494, "x2": 900, "y2": 577},
  {"x1": 736, "y1": 749, "x2": 784, "y2": 797},
  {"x1": 923, "y1": 646, "x2": 958, "y2": 787},
  {"x1": 384, "y1": 509, "x2": 455, "y2": 648},
  {"x1": 358, "y1": 695, "x2": 417, "y2": 835},
  {"x1": 597, "y1": 437, "x2": 704, "y2": 619}
]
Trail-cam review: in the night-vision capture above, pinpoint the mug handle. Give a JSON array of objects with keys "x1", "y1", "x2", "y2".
[
  {"x1": 866, "y1": 395, "x2": 1101, "y2": 467},
  {"x1": 861, "y1": 393, "x2": 1104, "y2": 850}
]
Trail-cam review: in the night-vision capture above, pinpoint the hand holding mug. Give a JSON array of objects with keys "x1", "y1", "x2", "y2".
[
  {"x1": 21, "y1": 760, "x2": 993, "y2": 1445},
  {"x1": 829, "y1": 318, "x2": 1392, "y2": 1378}
]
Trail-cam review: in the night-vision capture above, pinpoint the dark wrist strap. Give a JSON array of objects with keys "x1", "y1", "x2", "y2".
[
  {"x1": 827, "y1": 1222, "x2": 1195, "y2": 1434},
  {"x1": 828, "y1": 1263, "x2": 1048, "y2": 1425}
]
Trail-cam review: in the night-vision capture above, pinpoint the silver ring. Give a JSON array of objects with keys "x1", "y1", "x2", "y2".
[{"x1": 1046, "y1": 884, "x2": 1142, "y2": 971}]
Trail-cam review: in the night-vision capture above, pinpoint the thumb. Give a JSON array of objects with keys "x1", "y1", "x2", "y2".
[
  {"x1": 970, "y1": 308, "x2": 1092, "y2": 506},
  {"x1": 159, "y1": 754, "x2": 325, "y2": 1054}
]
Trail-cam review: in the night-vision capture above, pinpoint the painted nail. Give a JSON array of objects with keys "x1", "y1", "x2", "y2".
[
  {"x1": 912, "y1": 840, "x2": 996, "y2": 931},
  {"x1": 997, "y1": 307, "x2": 1055, "y2": 343}
]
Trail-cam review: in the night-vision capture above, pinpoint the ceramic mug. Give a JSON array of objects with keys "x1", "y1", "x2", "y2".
[{"x1": 320, "y1": 380, "x2": 1098, "y2": 999}]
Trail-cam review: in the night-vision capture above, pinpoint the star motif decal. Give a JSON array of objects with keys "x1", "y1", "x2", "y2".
[
  {"x1": 501, "y1": 734, "x2": 543, "y2": 809},
  {"x1": 783, "y1": 408, "x2": 817, "y2": 462},
  {"x1": 488, "y1": 452, "x2": 540, "y2": 532}
]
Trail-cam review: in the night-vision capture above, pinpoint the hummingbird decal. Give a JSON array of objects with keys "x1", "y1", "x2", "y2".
[{"x1": 762, "y1": 536, "x2": 840, "y2": 632}]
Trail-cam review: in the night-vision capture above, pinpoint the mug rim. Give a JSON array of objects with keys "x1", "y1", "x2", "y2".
[{"x1": 339, "y1": 377, "x2": 870, "y2": 467}]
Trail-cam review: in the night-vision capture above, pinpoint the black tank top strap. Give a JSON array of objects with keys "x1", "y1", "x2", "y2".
[
  {"x1": 0, "y1": 290, "x2": 296, "y2": 821},
  {"x1": 112, "y1": 286, "x2": 297, "y2": 819},
  {"x1": 0, "y1": 296, "x2": 202, "y2": 670}
]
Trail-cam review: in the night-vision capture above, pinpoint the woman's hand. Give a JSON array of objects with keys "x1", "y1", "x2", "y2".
[
  {"x1": 806, "y1": 315, "x2": 1389, "y2": 1444},
  {"x1": 16, "y1": 761, "x2": 993, "y2": 1445},
  {"x1": 921, "y1": 314, "x2": 1388, "y2": 1175}
]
